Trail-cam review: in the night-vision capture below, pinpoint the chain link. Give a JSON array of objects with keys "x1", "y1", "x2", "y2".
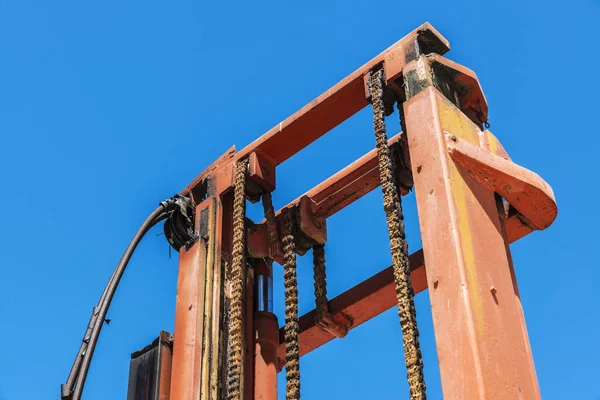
[
  {"x1": 370, "y1": 68, "x2": 426, "y2": 400},
  {"x1": 282, "y1": 207, "x2": 301, "y2": 399},
  {"x1": 261, "y1": 190, "x2": 280, "y2": 259},
  {"x1": 226, "y1": 158, "x2": 249, "y2": 400},
  {"x1": 312, "y1": 244, "x2": 329, "y2": 318}
]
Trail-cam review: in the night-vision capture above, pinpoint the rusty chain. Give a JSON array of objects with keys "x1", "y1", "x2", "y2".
[
  {"x1": 282, "y1": 207, "x2": 301, "y2": 399},
  {"x1": 370, "y1": 68, "x2": 426, "y2": 399},
  {"x1": 312, "y1": 244, "x2": 350, "y2": 338},
  {"x1": 226, "y1": 158, "x2": 249, "y2": 400},
  {"x1": 312, "y1": 244, "x2": 329, "y2": 318},
  {"x1": 261, "y1": 190, "x2": 280, "y2": 259}
]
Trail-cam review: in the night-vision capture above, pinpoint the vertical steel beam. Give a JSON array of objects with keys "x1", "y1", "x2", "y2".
[
  {"x1": 245, "y1": 267, "x2": 255, "y2": 400},
  {"x1": 170, "y1": 238, "x2": 207, "y2": 400},
  {"x1": 404, "y1": 87, "x2": 541, "y2": 399},
  {"x1": 170, "y1": 198, "x2": 228, "y2": 400}
]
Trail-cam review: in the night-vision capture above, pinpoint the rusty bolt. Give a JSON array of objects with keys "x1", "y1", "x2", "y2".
[
  {"x1": 490, "y1": 286, "x2": 497, "y2": 295},
  {"x1": 451, "y1": 135, "x2": 457, "y2": 141},
  {"x1": 433, "y1": 278, "x2": 439, "y2": 289}
]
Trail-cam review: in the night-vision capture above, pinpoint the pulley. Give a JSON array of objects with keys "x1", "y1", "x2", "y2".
[{"x1": 162, "y1": 195, "x2": 195, "y2": 252}]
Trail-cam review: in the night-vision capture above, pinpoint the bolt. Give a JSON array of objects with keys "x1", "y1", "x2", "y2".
[
  {"x1": 490, "y1": 286, "x2": 497, "y2": 295},
  {"x1": 451, "y1": 135, "x2": 457, "y2": 141},
  {"x1": 433, "y1": 279, "x2": 439, "y2": 289}
]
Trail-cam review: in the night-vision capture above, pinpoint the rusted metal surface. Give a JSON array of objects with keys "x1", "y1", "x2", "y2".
[
  {"x1": 226, "y1": 160, "x2": 250, "y2": 400},
  {"x1": 126, "y1": 331, "x2": 173, "y2": 400},
  {"x1": 296, "y1": 196, "x2": 327, "y2": 245},
  {"x1": 401, "y1": 54, "x2": 488, "y2": 127},
  {"x1": 282, "y1": 208, "x2": 301, "y2": 399},
  {"x1": 404, "y1": 86, "x2": 542, "y2": 399},
  {"x1": 312, "y1": 244, "x2": 351, "y2": 339}
]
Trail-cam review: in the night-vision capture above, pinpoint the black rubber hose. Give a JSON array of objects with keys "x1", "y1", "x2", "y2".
[
  {"x1": 62, "y1": 205, "x2": 167, "y2": 400},
  {"x1": 62, "y1": 255, "x2": 126, "y2": 395}
]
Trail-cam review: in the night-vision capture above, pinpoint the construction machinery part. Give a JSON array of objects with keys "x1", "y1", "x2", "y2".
[
  {"x1": 369, "y1": 68, "x2": 426, "y2": 399},
  {"x1": 312, "y1": 244, "x2": 351, "y2": 339},
  {"x1": 282, "y1": 207, "x2": 301, "y2": 399},
  {"x1": 403, "y1": 86, "x2": 543, "y2": 399},
  {"x1": 226, "y1": 159, "x2": 250, "y2": 400},
  {"x1": 126, "y1": 331, "x2": 173, "y2": 400},
  {"x1": 110, "y1": 22, "x2": 558, "y2": 400},
  {"x1": 252, "y1": 259, "x2": 278, "y2": 400}
]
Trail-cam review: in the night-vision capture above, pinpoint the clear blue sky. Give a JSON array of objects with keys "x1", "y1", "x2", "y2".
[{"x1": 0, "y1": 1, "x2": 598, "y2": 399}]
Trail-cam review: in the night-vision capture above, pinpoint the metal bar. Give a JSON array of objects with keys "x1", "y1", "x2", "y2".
[
  {"x1": 158, "y1": 331, "x2": 174, "y2": 400},
  {"x1": 171, "y1": 198, "x2": 227, "y2": 400},
  {"x1": 169, "y1": 235, "x2": 208, "y2": 399},
  {"x1": 404, "y1": 87, "x2": 541, "y2": 399},
  {"x1": 182, "y1": 23, "x2": 449, "y2": 198},
  {"x1": 448, "y1": 135, "x2": 557, "y2": 231},
  {"x1": 245, "y1": 268, "x2": 255, "y2": 400},
  {"x1": 200, "y1": 199, "x2": 218, "y2": 400},
  {"x1": 209, "y1": 196, "x2": 227, "y2": 400}
]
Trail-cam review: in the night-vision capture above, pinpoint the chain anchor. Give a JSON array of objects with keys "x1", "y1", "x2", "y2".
[{"x1": 312, "y1": 244, "x2": 351, "y2": 338}]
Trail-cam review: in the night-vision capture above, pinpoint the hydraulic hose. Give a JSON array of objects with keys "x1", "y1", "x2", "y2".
[{"x1": 61, "y1": 205, "x2": 167, "y2": 400}]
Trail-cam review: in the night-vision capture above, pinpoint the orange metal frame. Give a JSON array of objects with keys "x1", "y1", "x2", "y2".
[{"x1": 169, "y1": 22, "x2": 557, "y2": 400}]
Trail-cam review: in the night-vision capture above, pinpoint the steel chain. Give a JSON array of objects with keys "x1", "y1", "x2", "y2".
[
  {"x1": 312, "y1": 244, "x2": 329, "y2": 319},
  {"x1": 226, "y1": 158, "x2": 249, "y2": 400},
  {"x1": 370, "y1": 68, "x2": 426, "y2": 400},
  {"x1": 282, "y1": 207, "x2": 301, "y2": 399},
  {"x1": 261, "y1": 190, "x2": 279, "y2": 258}
]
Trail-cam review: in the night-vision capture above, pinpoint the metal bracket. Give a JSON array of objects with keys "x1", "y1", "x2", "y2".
[
  {"x1": 315, "y1": 311, "x2": 352, "y2": 339},
  {"x1": 447, "y1": 134, "x2": 557, "y2": 231}
]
